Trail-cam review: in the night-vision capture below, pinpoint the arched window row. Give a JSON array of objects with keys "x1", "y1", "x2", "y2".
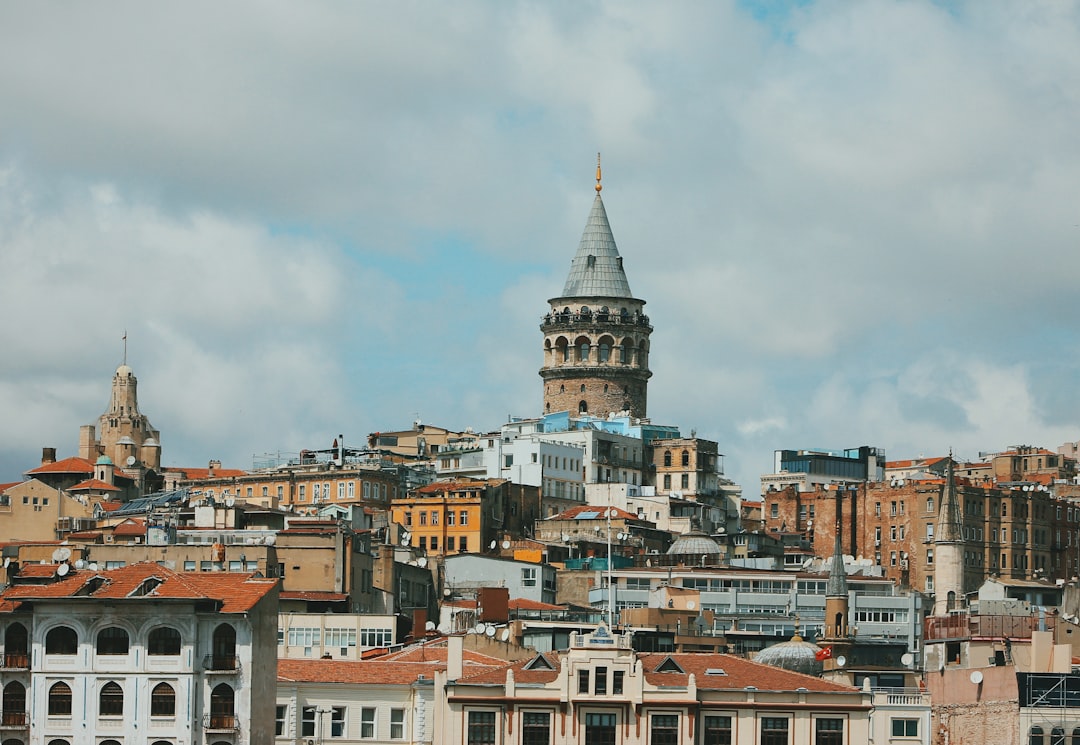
[
  {"x1": 546, "y1": 335, "x2": 648, "y2": 368},
  {"x1": 43, "y1": 624, "x2": 187, "y2": 656}
]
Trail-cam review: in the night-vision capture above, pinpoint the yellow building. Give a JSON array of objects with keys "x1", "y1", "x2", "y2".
[{"x1": 391, "y1": 480, "x2": 504, "y2": 556}]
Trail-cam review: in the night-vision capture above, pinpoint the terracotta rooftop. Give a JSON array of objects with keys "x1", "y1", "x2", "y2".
[
  {"x1": 0, "y1": 561, "x2": 277, "y2": 613},
  {"x1": 280, "y1": 591, "x2": 348, "y2": 602},
  {"x1": 69, "y1": 479, "x2": 121, "y2": 492},
  {"x1": 548, "y1": 505, "x2": 639, "y2": 521},
  {"x1": 167, "y1": 466, "x2": 249, "y2": 481},
  {"x1": 278, "y1": 643, "x2": 504, "y2": 685},
  {"x1": 0, "y1": 482, "x2": 20, "y2": 493},
  {"x1": 509, "y1": 598, "x2": 564, "y2": 611},
  {"x1": 413, "y1": 479, "x2": 489, "y2": 495},
  {"x1": 112, "y1": 519, "x2": 147, "y2": 537},
  {"x1": 25, "y1": 457, "x2": 94, "y2": 476},
  {"x1": 97, "y1": 501, "x2": 123, "y2": 512}
]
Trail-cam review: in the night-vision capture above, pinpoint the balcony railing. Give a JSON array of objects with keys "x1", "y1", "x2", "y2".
[
  {"x1": 1, "y1": 653, "x2": 28, "y2": 669},
  {"x1": 204, "y1": 714, "x2": 240, "y2": 732},
  {"x1": 202, "y1": 654, "x2": 241, "y2": 673},
  {"x1": 925, "y1": 613, "x2": 1055, "y2": 641},
  {"x1": 0, "y1": 711, "x2": 28, "y2": 727}
]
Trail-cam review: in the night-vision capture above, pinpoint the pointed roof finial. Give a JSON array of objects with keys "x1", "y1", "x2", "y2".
[{"x1": 595, "y1": 152, "x2": 602, "y2": 193}]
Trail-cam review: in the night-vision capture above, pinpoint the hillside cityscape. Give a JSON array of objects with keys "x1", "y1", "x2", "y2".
[{"x1": 0, "y1": 173, "x2": 1077, "y2": 745}]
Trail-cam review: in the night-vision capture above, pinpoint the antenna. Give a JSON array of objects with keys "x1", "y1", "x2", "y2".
[{"x1": 56, "y1": 563, "x2": 70, "y2": 577}]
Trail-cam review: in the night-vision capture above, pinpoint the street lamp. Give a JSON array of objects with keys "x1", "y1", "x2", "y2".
[{"x1": 606, "y1": 507, "x2": 617, "y2": 628}]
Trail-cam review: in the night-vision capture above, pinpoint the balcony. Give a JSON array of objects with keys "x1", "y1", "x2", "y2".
[
  {"x1": 0, "y1": 711, "x2": 28, "y2": 729},
  {"x1": 204, "y1": 714, "x2": 240, "y2": 733},
  {"x1": 202, "y1": 654, "x2": 242, "y2": 674},
  {"x1": 1, "y1": 653, "x2": 28, "y2": 670},
  {"x1": 925, "y1": 613, "x2": 1055, "y2": 642}
]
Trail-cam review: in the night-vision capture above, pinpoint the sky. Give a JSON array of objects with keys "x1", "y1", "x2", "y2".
[{"x1": 3, "y1": 0, "x2": 1080, "y2": 493}]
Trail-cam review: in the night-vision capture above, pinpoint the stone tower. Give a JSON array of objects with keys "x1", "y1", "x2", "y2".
[
  {"x1": 540, "y1": 159, "x2": 652, "y2": 418},
  {"x1": 78, "y1": 362, "x2": 161, "y2": 472},
  {"x1": 932, "y1": 456, "x2": 965, "y2": 615}
]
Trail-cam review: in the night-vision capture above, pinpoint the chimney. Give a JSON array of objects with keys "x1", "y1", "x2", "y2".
[
  {"x1": 447, "y1": 634, "x2": 463, "y2": 681},
  {"x1": 41, "y1": 447, "x2": 57, "y2": 466},
  {"x1": 208, "y1": 459, "x2": 221, "y2": 477}
]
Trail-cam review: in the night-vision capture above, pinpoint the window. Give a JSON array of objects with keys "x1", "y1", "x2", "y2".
[
  {"x1": 927, "y1": 549, "x2": 934, "y2": 564},
  {"x1": 594, "y1": 666, "x2": 607, "y2": 694},
  {"x1": 703, "y1": 715, "x2": 732, "y2": 745},
  {"x1": 302, "y1": 706, "x2": 317, "y2": 737},
  {"x1": 332, "y1": 706, "x2": 347, "y2": 737},
  {"x1": 45, "y1": 626, "x2": 77, "y2": 655},
  {"x1": 816, "y1": 718, "x2": 844, "y2": 745},
  {"x1": 447, "y1": 510, "x2": 455, "y2": 526},
  {"x1": 420, "y1": 512, "x2": 427, "y2": 525},
  {"x1": 651, "y1": 715, "x2": 679, "y2": 745},
  {"x1": 48, "y1": 681, "x2": 72, "y2": 715},
  {"x1": 586, "y1": 713, "x2": 616, "y2": 745},
  {"x1": 447, "y1": 537, "x2": 456, "y2": 552},
  {"x1": 313, "y1": 483, "x2": 321, "y2": 502},
  {"x1": 431, "y1": 511, "x2": 439, "y2": 525},
  {"x1": 96, "y1": 627, "x2": 129, "y2": 655},
  {"x1": 148, "y1": 627, "x2": 181, "y2": 655},
  {"x1": 419, "y1": 537, "x2": 427, "y2": 551},
  {"x1": 522, "y1": 568, "x2": 537, "y2": 587},
  {"x1": 927, "y1": 524, "x2": 934, "y2": 541},
  {"x1": 430, "y1": 536, "x2": 438, "y2": 551},
  {"x1": 613, "y1": 670, "x2": 624, "y2": 694},
  {"x1": 892, "y1": 719, "x2": 919, "y2": 737},
  {"x1": 522, "y1": 712, "x2": 550, "y2": 745},
  {"x1": 460, "y1": 536, "x2": 468, "y2": 552},
  {"x1": 875, "y1": 502, "x2": 881, "y2": 516},
  {"x1": 348, "y1": 481, "x2": 355, "y2": 498},
  {"x1": 390, "y1": 708, "x2": 406, "y2": 740},
  {"x1": 663, "y1": 451, "x2": 672, "y2": 467},
  {"x1": 360, "y1": 628, "x2": 394, "y2": 647},
  {"x1": 681, "y1": 474, "x2": 689, "y2": 490},
  {"x1": 461, "y1": 510, "x2": 469, "y2": 525},
  {"x1": 150, "y1": 682, "x2": 175, "y2": 717},
  {"x1": 467, "y1": 711, "x2": 497, "y2": 745},
  {"x1": 760, "y1": 717, "x2": 789, "y2": 745},
  {"x1": 184, "y1": 560, "x2": 196, "y2": 571},
  {"x1": 276, "y1": 705, "x2": 287, "y2": 736},
  {"x1": 99, "y1": 682, "x2": 124, "y2": 716},
  {"x1": 770, "y1": 503, "x2": 778, "y2": 519},
  {"x1": 927, "y1": 496, "x2": 935, "y2": 512},
  {"x1": 287, "y1": 627, "x2": 322, "y2": 647},
  {"x1": 578, "y1": 669, "x2": 589, "y2": 694}
]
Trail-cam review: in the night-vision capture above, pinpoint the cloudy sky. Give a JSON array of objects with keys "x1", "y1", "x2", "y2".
[{"x1": 2, "y1": 1, "x2": 1080, "y2": 492}]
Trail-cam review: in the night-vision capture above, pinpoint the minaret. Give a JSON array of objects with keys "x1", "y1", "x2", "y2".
[
  {"x1": 823, "y1": 495, "x2": 850, "y2": 640},
  {"x1": 540, "y1": 156, "x2": 653, "y2": 418},
  {"x1": 933, "y1": 454, "x2": 964, "y2": 615}
]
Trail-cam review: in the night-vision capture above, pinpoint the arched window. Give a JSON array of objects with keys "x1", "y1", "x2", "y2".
[
  {"x1": 1030, "y1": 727, "x2": 1045, "y2": 745},
  {"x1": 99, "y1": 740, "x2": 121, "y2": 745},
  {"x1": 99, "y1": 682, "x2": 124, "y2": 716},
  {"x1": 148, "y1": 627, "x2": 181, "y2": 656},
  {"x1": 212, "y1": 624, "x2": 237, "y2": 670},
  {"x1": 681, "y1": 450, "x2": 690, "y2": 467},
  {"x1": 150, "y1": 683, "x2": 175, "y2": 717},
  {"x1": 48, "y1": 682, "x2": 72, "y2": 716},
  {"x1": 579, "y1": 341, "x2": 590, "y2": 363},
  {"x1": 2, "y1": 682, "x2": 25, "y2": 726},
  {"x1": 1052, "y1": 727, "x2": 1065, "y2": 745},
  {"x1": 4, "y1": 623, "x2": 27, "y2": 668},
  {"x1": 1070, "y1": 726, "x2": 1080, "y2": 745},
  {"x1": 96, "y1": 627, "x2": 129, "y2": 655},
  {"x1": 4, "y1": 738, "x2": 25, "y2": 745},
  {"x1": 210, "y1": 683, "x2": 235, "y2": 729},
  {"x1": 599, "y1": 342, "x2": 610, "y2": 363},
  {"x1": 580, "y1": 384, "x2": 586, "y2": 393},
  {"x1": 926, "y1": 497, "x2": 935, "y2": 512},
  {"x1": 1002, "y1": 503, "x2": 1008, "y2": 517},
  {"x1": 47, "y1": 740, "x2": 71, "y2": 745},
  {"x1": 45, "y1": 627, "x2": 77, "y2": 655},
  {"x1": 663, "y1": 451, "x2": 672, "y2": 467},
  {"x1": 578, "y1": 400, "x2": 588, "y2": 414}
]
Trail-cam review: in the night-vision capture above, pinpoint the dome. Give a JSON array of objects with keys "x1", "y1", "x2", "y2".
[
  {"x1": 666, "y1": 528, "x2": 722, "y2": 556},
  {"x1": 116, "y1": 436, "x2": 136, "y2": 446},
  {"x1": 115, "y1": 364, "x2": 133, "y2": 377},
  {"x1": 754, "y1": 632, "x2": 823, "y2": 676},
  {"x1": 141, "y1": 438, "x2": 160, "y2": 447},
  {"x1": 95, "y1": 455, "x2": 113, "y2": 466}
]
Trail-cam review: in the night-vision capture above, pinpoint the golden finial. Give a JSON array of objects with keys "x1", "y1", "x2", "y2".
[{"x1": 595, "y1": 152, "x2": 603, "y2": 193}]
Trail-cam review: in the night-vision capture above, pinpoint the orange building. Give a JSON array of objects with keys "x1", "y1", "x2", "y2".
[{"x1": 391, "y1": 480, "x2": 505, "y2": 556}]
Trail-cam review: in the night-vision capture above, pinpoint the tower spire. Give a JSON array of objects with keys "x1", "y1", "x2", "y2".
[
  {"x1": 122, "y1": 330, "x2": 128, "y2": 367},
  {"x1": 595, "y1": 152, "x2": 602, "y2": 193}
]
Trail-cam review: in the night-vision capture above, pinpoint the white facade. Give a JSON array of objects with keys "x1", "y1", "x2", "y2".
[{"x1": 278, "y1": 612, "x2": 400, "y2": 660}]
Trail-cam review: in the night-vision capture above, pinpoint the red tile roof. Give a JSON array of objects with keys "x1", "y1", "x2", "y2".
[
  {"x1": 413, "y1": 480, "x2": 488, "y2": 495},
  {"x1": 69, "y1": 479, "x2": 121, "y2": 492},
  {"x1": 25, "y1": 457, "x2": 94, "y2": 475},
  {"x1": 167, "y1": 467, "x2": 249, "y2": 480},
  {"x1": 17, "y1": 564, "x2": 66, "y2": 579},
  {"x1": 112, "y1": 519, "x2": 146, "y2": 536},
  {"x1": 549, "y1": 505, "x2": 639, "y2": 521},
  {"x1": 509, "y1": 598, "x2": 564, "y2": 611},
  {"x1": 97, "y1": 501, "x2": 123, "y2": 512},
  {"x1": 278, "y1": 646, "x2": 504, "y2": 685},
  {"x1": 0, "y1": 482, "x2": 21, "y2": 493},
  {"x1": 279, "y1": 591, "x2": 348, "y2": 602},
  {"x1": 0, "y1": 561, "x2": 276, "y2": 613}
]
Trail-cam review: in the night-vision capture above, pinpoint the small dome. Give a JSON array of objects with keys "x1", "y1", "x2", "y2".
[
  {"x1": 95, "y1": 455, "x2": 113, "y2": 466},
  {"x1": 666, "y1": 528, "x2": 722, "y2": 555},
  {"x1": 116, "y1": 436, "x2": 136, "y2": 446},
  {"x1": 141, "y1": 438, "x2": 160, "y2": 447},
  {"x1": 755, "y1": 633, "x2": 824, "y2": 676},
  {"x1": 115, "y1": 364, "x2": 133, "y2": 377}
]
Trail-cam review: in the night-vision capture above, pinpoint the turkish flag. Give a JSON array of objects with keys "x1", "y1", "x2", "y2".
[{"x1": 815, "y1": 646, "x2": 834, "y2": 661}]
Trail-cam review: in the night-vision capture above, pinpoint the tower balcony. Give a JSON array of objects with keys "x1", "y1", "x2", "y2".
[{"x1": 541, "y1": 311, "x2": 651, "y2": 331}]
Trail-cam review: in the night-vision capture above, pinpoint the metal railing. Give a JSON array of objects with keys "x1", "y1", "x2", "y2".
[
  {"x1": 1, "y1": 653, "x2": 28, "y2": 669},
  {"x1": 202, "y1": 654, "x2": 241, "y2": 673},
  {"x1": 204, "y1": 714, "x2": 240, "y2": 732},
  {"x1": 0, "y1": 711, "x2": 28, "y2": 727}
]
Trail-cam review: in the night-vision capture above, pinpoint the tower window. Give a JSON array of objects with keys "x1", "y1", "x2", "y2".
[
  {"x1": 580, "y1": 384, "x2": 586, "y2": 393},
  {"x1": 579, "y1": 401, "x2": 588, "y2": 414}
]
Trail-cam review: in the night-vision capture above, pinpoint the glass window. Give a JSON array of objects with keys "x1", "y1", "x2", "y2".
[
  {"x1": 651, "y1": 715, "x2": 679, "y2": 745},
  {"x1": 332, "y1": 706, "x2": 347, "y2": 737},
  {"x1": 892, "y1": 719, "x2": 919, "y2": 737},
  {"x1": 578, "y1": 669, "x2": 589, "y2": 694},
  {"x1": 703, "y1": 715, "x2": 732, "y2": 745},
  {"x1": 460, "y1": 510, "x2": 468, "y2": 525},
  {"x1": 302, "y1": 706, "x2": 316, "y2": 737},
  {"x1": 761, "y1": 717, "x2": 789, "y2": 745},
  {"x1": 613, "y1": 670, "x2": 624, "y2": 694},
  {"x1": 447, "y1": 510, "x2": 455, "y2": 526},
  {"x1": 96, "y1": 627, "x2": 129, "y2": 655},
  {"x1": 46, "y1": 626, "x2": 77, "y2": 655},
  {"x1": 467, "y1": 711, "x2": 497, "y2": 745},
  {"x1": 816, "y1": 718, "x2": 844, "y2": 745},
  {"x1": 276, "y1": 705, "x2": 288, "y2": 736},
  {"x1": 594, "y1": 666, "x2": 607, "y2": 695},
  {"x1": 586, "y1": 713, "x2": 616, "y2": 745},
  {"x1": 99, "y1": 682, "x2": 124, "y2": 716},
  {"x1": 150, "y1": 682, "x2": 175, "y2": 717},
  {"x1": 522, "y1": 568, "x2": 537, "y2": 587},
  {"x1": 361, "y1": 707, "x2": 375, "y2": 738},
  {"x1": 390, "y1": 708, "x2": 406, "y2": 740},
  {"x1": 522, "y1": 712, "x2": 550, "y2": 745},
  {"x1": 48, "y1": 681, "x2": 72, "y2": 716}
]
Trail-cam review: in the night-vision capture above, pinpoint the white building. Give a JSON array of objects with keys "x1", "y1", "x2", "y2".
[{"x1": 0, "y1": 561, "x2": 279, "y2": 745}]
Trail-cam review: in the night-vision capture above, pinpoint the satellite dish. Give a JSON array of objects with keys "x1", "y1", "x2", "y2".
[
  {"x1": 489, "y1": 541, "x2": 497, "y2": 550},
  {"x1": 502, "y1": 540, "x2": 511, "y2": 549},
  {"x1": 417, "y1": 557, "x2": 428, "y2": 568},
  {"x1": 835, "y1": 655, "x2": 846, "y2": 668},
  {"x1": 476, "y1": 623, "x2": 487, "y2": 634},
  {"x1": 970, "y1": 670, "x2": 984, "y2": 685},
  {"x1": 1, "y1": 558, "x2": 8, "y2": 569},
  {"x1": 897, "y1": 479, "x2": 905, "y2": 487},
  {"x1": 608, "y1": 508, "x2": 618, "y2": 518},
  {"x1": 88, "y1": 563, "x2": 100, "y2": 571},
  {"x1": 437, "y1": 623, "x2": 451, "y2": 635},
  {"x1": 486, "y1": 626, "x2": 497, "y2": 637},
  {"x1": 125, "y1": 455, "x2": 136, "y2": 466},
  {"x1": 425, "y1": 620, "x2": 436, "y2": 631},
  {"x1": 265, "y1": 534, "x2": 276, "y2": 546},
  {"x1": 561, "y1": 533, "x2": 571, "y2": 542},
  {"x1": 901, "y1": 653, "x2": 914, "y2": 666},
  {"x1": 686, "y1": 600, "x2": 696, "y2": 610},
  {"x1": 225, "y1": 497, "x2": 235, "y2": 507},
  {"x1": 56, "y1": 563, "x2": 69, "y2": 577},
  {"x1": 442, "y1": 587, "x2": 452, "y2": 597},
  {"x1": 74, "y1": 559, "x2": 86, "y2": 570},
  {"x1": 402, "y1": 536, "x2": 411, "y2": 546},
  {"x1": 499, "y1": 629, "x2": 510, "y2": 642},
  {"x1": 403, "y1": 531, "x2": 412, "y2": 540}
]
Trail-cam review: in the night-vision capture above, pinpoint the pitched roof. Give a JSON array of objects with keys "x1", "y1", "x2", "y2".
[
  {"x1": 112, "y1": 519, "x2": 147, "y2": 537},
  {"x1": 279, "y1": 591, "x2": 348, "y2": 602},
  {"x1": 548, "y1": 504, "x2": 638, "y2": 521},
  {"x1": 25, "y1": 457, "x2": 94, "y2": 476},
  {"x1": 0, "y1": 482, "x2": 21, "y2": 493},
  {"x1": 413, "y1": 479, "x2": 488, "y2": 495},
  {"x1": 0, "y1": 561, "x2": 276, "y2": 613},
  {"x1": 69, "y1": 479, "x2": 121, "y2": 492},
  {"x1": 559, "y1": 194, "x2": 634, "y2": 299},
  {"x1": 278, "y1": 646, "x2": 504, "y2": 686},
  {"x1": 509, "y1": 598, "x2": 564, "y2": 611},
  {"x1": 166, "y1": 466, "x2": 248, "y2": 480}
]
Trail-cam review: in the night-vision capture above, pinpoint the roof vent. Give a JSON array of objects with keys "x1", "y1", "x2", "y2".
[{"x1": 705, "y1": 668, "x2": 726, "y2": 676}]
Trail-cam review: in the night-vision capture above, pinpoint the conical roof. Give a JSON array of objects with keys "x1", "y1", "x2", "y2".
[{"x1": 559, "y1": 194, "x2": 634, "y2": 299}]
